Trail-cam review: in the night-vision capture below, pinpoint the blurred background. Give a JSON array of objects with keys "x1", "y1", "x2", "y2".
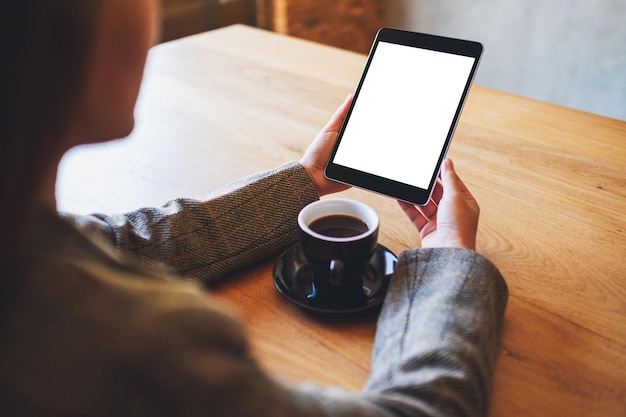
[{"x1": 160, "y1": 0, "x2": 626, "y2": 121}]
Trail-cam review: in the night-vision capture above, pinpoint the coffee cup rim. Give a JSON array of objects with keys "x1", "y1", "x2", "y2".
[{"x1": 298, "y1": 198, "x2": 379, "y2": 243}]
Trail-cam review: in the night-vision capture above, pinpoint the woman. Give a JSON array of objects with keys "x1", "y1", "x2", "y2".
[{"x1": 1, "y1": 1, "x2": 508, "y2": 416}]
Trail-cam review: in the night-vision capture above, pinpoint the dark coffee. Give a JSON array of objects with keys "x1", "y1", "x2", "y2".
[{"x1": 308, "y1": 214, "x2": 369, "y2": 238}]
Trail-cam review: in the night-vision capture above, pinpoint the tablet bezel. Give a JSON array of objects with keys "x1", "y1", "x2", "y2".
[{"x1": 324, "y1": 27, "x2": 483, "y2": 206}]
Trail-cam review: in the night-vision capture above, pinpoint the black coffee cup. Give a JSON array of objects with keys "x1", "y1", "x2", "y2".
[{"x1": 298, "y1": 199, "x2": 379, "y2": 292}]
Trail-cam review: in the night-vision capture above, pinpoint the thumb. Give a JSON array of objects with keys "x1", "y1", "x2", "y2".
[
  {"x1": 441, "y1": 159, "x2": 477, "y2": 204},
  {"x1": 441, "y1": 159, "x2": 460, "y2": 192}
]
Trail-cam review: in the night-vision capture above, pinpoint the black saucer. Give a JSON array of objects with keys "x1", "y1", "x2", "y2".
[{"x1": 273, "y1": 243, "x2": 397, "y2": 314}]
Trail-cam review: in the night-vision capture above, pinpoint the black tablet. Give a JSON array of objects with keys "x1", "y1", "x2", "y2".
[{"x1": 325, "y1": 27, "x2": 483, "y2": 206}]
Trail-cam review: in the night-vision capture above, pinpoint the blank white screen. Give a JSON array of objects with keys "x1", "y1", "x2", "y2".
[{"x1": 333, "y1": 41, "x2": 475, "y2": 189}]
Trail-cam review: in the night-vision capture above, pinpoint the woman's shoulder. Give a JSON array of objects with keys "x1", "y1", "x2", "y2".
[{"x1": 3, "y1": 231, "x2": 250, "y2": 414}]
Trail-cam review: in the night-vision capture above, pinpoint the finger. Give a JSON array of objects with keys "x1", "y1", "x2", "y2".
[
  {"x1": 442, "y1": 159, "x2": 476, "y2": 201},
  {"x1": 321, "y1": 94, "x2": 352, "y2": 133},
  {"x1": 398, "y1": 201, "x2": 429, "y2": 231},
  {"x1": 416, "y1": 197, "x2": 438, "y2": 221},
  {"x1": 430, "y1": 179, "x2": 444, "y2": 206},
  {"x1": 442, "y1": 159, "x2": 462, "y2": 194}
]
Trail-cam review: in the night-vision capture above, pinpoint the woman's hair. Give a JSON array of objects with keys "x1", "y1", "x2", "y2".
[{"x1": 0, "y1": 1, "x2": 103, "y2": 266}]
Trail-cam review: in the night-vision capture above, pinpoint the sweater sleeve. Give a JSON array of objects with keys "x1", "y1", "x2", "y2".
[
  {"x1": 287, "y1": 247, "x2": 508, "y2": 417},
  {"x1": 9, "y1": 218, "x2": 507, "y2": 416},
  {"x1": 55, "y1": 165, "x2": 508, "y2": 417},
  {"x1": 62, "y1": 162, "x2": 319, "y2": 284}
]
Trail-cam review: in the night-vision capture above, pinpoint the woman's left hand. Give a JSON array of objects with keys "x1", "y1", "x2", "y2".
[{"x1": 300, "y1": 95, "x2": 352, "y2": 197}]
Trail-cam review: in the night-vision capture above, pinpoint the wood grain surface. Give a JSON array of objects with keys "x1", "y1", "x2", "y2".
[{"x1": 57, "y1": 25, "x2": 626, "y2": 416}]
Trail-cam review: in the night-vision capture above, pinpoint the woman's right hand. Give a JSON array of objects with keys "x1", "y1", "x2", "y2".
[{"x1": 398, "y1": 159, "x2": 479, "y2": 251}]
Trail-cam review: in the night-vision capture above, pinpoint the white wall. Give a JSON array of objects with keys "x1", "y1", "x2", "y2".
[{"x1": 385, "y1": 0, "x2": 626, "y2": 120}]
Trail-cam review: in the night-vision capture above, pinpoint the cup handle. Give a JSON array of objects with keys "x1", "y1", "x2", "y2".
[{"x1": 329, "y1": 259, "x2": 343, "y2": 287}]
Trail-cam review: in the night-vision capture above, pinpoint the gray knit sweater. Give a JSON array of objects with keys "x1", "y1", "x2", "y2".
[{"x1": 1, "y1": 162, "x2": 508, "y2": 416}]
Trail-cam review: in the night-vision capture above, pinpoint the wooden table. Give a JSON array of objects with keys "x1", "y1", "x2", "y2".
[{"x1": 57, "y1": 25, "x2": 626, "y2": 417}]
